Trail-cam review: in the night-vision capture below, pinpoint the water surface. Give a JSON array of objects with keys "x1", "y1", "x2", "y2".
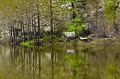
[{"x1": 0, "y1": 44, "x2": 120, "y2": 79}]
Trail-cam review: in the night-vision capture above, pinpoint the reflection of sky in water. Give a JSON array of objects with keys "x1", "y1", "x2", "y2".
[{"x1": 67, "y1": 49, "x2": 75, "y2": 53}]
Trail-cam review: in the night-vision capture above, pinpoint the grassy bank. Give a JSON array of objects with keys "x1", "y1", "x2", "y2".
[{"x1": 20, "y1": 37, "x2": 120, "y2": 47}]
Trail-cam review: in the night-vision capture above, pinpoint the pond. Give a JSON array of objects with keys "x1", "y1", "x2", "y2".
[{"x1": 0, "y1": 44, "x2": 120, "y2": 79}]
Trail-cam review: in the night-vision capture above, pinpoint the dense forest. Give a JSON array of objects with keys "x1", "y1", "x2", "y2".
[
  {"x1": 0, "y1": 0, "x2": 120, "y2": 45},
  {"x1": 0, "y1": 1, "x2": 120, "y2": 79}
]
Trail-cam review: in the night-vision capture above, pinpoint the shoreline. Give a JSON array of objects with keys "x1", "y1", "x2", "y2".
[{"x1": 19, "y1": 38, "x2": 120, "y2": 47}]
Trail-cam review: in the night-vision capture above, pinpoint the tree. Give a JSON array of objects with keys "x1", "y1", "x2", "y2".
[
  {"x1": 104, "y1": 0, "x2": 120, "y2": 33},
  {"x1": 58, "y1": 0, "x2": 88, "y2": 36}
]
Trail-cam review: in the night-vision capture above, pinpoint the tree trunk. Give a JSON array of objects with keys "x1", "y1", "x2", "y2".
[
  {"x1": 50, "y1": 0, "x2": 53, "y2": 45},
  {"x1": 37, "y1": 13, "x2": 40, "y2": 46}
]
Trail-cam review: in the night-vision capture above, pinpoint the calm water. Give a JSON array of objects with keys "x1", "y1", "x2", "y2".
[{"x1": 0, "y1": 44, "x2": 120, "y2": 79}]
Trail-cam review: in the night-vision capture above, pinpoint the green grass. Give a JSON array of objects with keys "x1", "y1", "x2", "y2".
[
  {"x1": 20, "y1": 36, "x2": 120, "y2": 48},
  {"x1": 20, "y1": 40, "x2": 34, "y2": 47},
  {"x1": 20, "y1": 36, "x2": 59, "y2": 47}
]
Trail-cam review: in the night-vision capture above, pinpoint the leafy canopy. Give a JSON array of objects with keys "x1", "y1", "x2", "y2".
[
  {"x1": 104, "y1": 0, "x2": 117, "y2": 21},
  {"x1": 66, "y1": 17, "x2": 87, "y2": 35}
]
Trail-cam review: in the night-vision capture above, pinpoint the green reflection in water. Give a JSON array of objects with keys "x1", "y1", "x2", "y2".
[{"x1": 0, "y1": 45, "x2": 120, "y2": 79}]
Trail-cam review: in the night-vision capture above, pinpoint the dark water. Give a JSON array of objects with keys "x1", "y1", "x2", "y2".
[{"x1": 0, "y1": 44, "x2": 120, "y2": 79}]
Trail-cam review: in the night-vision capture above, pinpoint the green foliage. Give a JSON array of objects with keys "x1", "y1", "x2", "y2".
[
  {"x1": 20, "y1": 40, "x2": 34, "y2": 47},
  {"x1": 0, "y1": 0, "x2": 50, "y2": 18},
  {"x1": 104, "y1": 0, "x2": 117, "y2": 21},
  {"x1": 66, "y1": 17, "x2": 87, "y2": 35}
]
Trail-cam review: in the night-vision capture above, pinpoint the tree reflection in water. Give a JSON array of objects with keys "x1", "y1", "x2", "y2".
[{"x1": 0, "y1": 45, "x2": 120, "y2": 79}]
